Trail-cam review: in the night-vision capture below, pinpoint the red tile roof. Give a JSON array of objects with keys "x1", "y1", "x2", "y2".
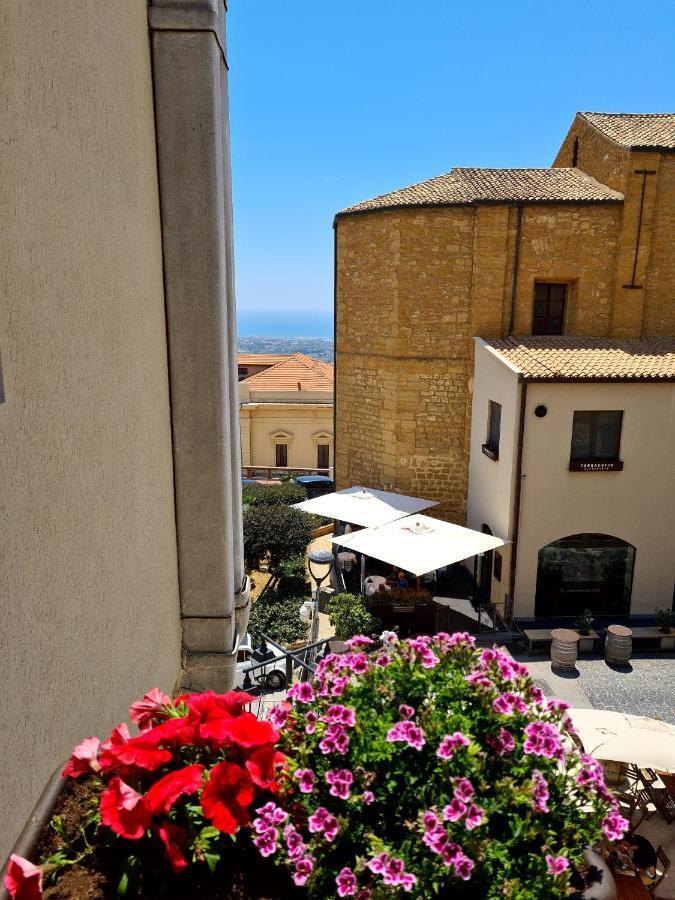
[
  {"x1": 579, "y1": 112, "x2": 675, "y2": 152},
  {"x1": 242, "y1": 353, "x2": 334, "y2": 392},
  {"x1": 238, "y1": 354, "x2": 289, "y2": 366},
  {"x1": 483, "y1": 337, "x2": 675, "y2": 382}
]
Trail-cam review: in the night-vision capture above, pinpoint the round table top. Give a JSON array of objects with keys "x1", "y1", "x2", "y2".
[
  {"x1": 607, "y1": 624, "x2": 632, "y2": 636},
  {"x1": 551, "y1": 628, "x2": 580, "y2": 643}
]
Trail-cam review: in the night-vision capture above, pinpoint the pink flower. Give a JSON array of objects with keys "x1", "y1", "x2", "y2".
[
  {"x1": 454, "y1": 853, "x2": 475, "y2": 881},
  {"x1": 268, "y1": 702, "x2": 291, "y2": 730},
  {"x1": 305, "y1": 710, "x2": 318, "y2": 734},
  {"x1": 346, "y1": 653, "x2": 369, "y2": 675},
  {"x1": 99, "y1": 776, "x2": 151, "y2": 840},
  {"x1": 362, "y1": 790, "x2": 375, "y2": 805},
  {"x1": 325, "y1": 705, "x2": 357, "y2": 727},
  {"x1": 3, "y1": 855, "x2": 43, "y2": 900},
  {"x1": 284, "y1": 825, "x2": 306, "y2": 861},
  {"x1": 487, "y1": 727, "x2": 515, "y2": 756},
  {"x1": 367, "y1": 852, "x2": 389, "y2": 874},
  {"x1": 253, "y1": 827, "x2": 278, "y2": 857},
  {"x1": 603, "y1": 809, "x2": 629, "y2": 842},
  {"x1": 129, "y1": 687, "x2": 171, "y2": 731},
  {"x1": 323, "y1": 813, "x2": 339, "y2": 841},
  {"x1": 308, "y1": 807, "x2": 330, "y2": 833},
  {"x1": 464, "y1": 803, "x2": 485, "y2": 830},
  {"x1": 325, "y1": 768, "x2": 353, "y2": 799},
  {"x1": 375, "y1": 653, "x2": 392, "y2": 667},
  {"x1": 442, "y1": 797, "x2": 466, "y2": 822},
  {"x1": 400, "y1": 872, "x2": 417, "y2": 892},
  {"x1": 453, "y1": 778, "x2": 475, "y2": 804},
  {"x1": 386, "y1": 720, "x2": 425, "y2": 750},
  {"x1": 62, "y1": 736, "x2": 101, "y2": 778},
  {"x1": 336, "y1": 867, "x2": 357, "y2": 897},
  {"x1": 254, "y1": 801, "x2": 288, "y2": 827},
  {"x1": 345, "y1": 636, "x2": 374, "y2": 649},
  {"x1": 294, "y1": 768, "x2": 315, "y2": 793},
  {"x1": 437, "y1": 731, "x2": 470, "y2": 759},
  {"x1": 545, "y1": 855, "x2": 569, "y2": 876},
  {"x1": 319, "y1": 723, "x2": 350, "y2": 755},
  {"x1": 532, "y1": 770, "x2": 549, "y2": 813},
  {"x1": 523, "y1": 721, "x2": 564, "y2": 761},
  {"x1": 293, "y1": 856, "x2": 314, "y2": 886},
  {"x1": 398, "y1": 704, "x2": 415, "y2": 720},
  {"x1": 288, "y1": 682, "x2": 314, "y2": 703}
]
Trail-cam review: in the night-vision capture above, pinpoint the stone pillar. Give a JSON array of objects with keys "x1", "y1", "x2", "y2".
[{"x1": 149, "y1": 0, "x2": 249, "y2": 691}]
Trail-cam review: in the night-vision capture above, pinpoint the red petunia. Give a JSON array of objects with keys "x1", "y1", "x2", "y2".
[
  {"x1": 145, "y1": 765, "x2": 204, "y2": 815},
  {"x1": 62, "y1": 736, "x2": 101, "y2": 779},
  {"x1": 244, "y1": 745, "x2": 285, "y2": 791},
  {"x1": 129, "y1": 688, "x2": 171, "y2": 732},
  {"x1": 201, "y1": 762, "x2": 255, "y2": 834},
  {"x1": 109, "y1": 735, "x2": 172, "y2": 772},
  {"x1": 99, "y1": 776, "x2": 151, "y2": 839},
  {"x1": 98, "y1": 723, "x2": 131, "y2": 771},
  {"x1": 216, "y1": 712, "x2": 279, "y2": 749},
  {"x1": 3, "y1": 855, "x2": 42, "y2": 900},
  {"x1": 155, "y1": 823, "x2": 190, "y2": 872}
]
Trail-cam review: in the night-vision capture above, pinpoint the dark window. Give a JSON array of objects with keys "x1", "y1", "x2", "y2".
[
  {"x1": 570, "y1": 411, "x2": 622, "y2": 463},
  {"x1": 532, "y1": 283, "x2": 566, "y2": 335},
  {"x1": 493, "y1": 552, "x2": 502, "y2": 582},
  {"x1": 317, "y1": 443, "x2": 329, "y2": 469},
  {"x1": 482, "y1": 400, "x2": 501, "y2": 460},
  {"x1": 572, "y1": 137, "x2": 579, "y2": 168},
  {"x1": 275, "y1": 443, "x2": 288, "y2": 467},
  {"x1": 238, "y1": 366, "x2": 248, "y2": 380}
]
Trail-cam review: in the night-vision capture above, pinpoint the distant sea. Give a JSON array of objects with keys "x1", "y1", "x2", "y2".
[{"x1": 236, "y1": 309, "x2": 333, "y2": 339}]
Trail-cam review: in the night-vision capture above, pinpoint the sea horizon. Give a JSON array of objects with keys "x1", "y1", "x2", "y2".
[{"x1": 236, "y1": 308, "x2": 333, "y2": 339}]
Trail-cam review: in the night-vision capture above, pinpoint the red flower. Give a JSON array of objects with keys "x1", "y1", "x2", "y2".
[
  {"x1": 139, "y1": 714, "x2": 198, "y2": 749},
  {"x1": 155, "y1": 823, "x2": 190, "y2": 872},
  {"x1": 3, "y1": 855, "x2": 42, "y2": 900},
  {"x1": 98, "y1": 723, "x2": 131, "y2": 771},
  {"x1": 245, "y1": 745, "x2": 285, "y2": 791},
  {"x1": 216, "y1": 712, "x2": 279, "y2": 749},
  {"x1": 110, "y1": 735, "x2": 172, "y2": 772},
  {"x1": 129, "y1": 688, "x2": 171, "y2": 732},
  {"x1": 62, "y1": 736, "x2": 101, "y2": 778},
  {"x1": 145, "y1": 765, "x2": 204, "y2": 815},
  {"x1": 100, "y1": 776, "x2": 151, "y2": 839},
  {"x1": 201, "y1": 762, "x2": 255, "y2": 834}
]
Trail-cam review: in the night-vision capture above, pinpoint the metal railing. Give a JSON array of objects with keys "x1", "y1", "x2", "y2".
[
  {"x1": 242, "y1": 465, "x2": 332, "y2": 479},
  {"x1": 240, "y1": 633, "x2": 337, "y2": 696}
]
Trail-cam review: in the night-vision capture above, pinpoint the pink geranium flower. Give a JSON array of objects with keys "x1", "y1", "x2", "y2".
[
  {"x1": 294, "y1": 768, "x2": 315, "y2": 793},
  {"x1": 129, "y1": 687, "x2": 171, "y2": 732},
  {"x1": 62, "y1": 736, "x2": 101, "y2": 778},
  {"x1": 545, "y1": 854, "x2": 569, "y2": 876},
  {"x1": 437, "y1": 731, "x2": 470, "y2": 759},
  {"x1": 336, "y1": 867, "x2": 358, "y2": 897}
]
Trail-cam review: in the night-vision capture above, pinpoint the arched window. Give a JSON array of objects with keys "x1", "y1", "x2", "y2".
[{"x1": 534, "y1": 533, "x2": 635, "y2": 619}]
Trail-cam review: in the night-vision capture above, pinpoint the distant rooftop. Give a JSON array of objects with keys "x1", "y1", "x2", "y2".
[
  {"x1": 579, "y1": 112, "x2": 675, "y2": 152},
  {"x1": 338, "y1": 167, "x2": 623, "y2": 217},
  {"x1": 238, "y1": 353, "x2": 289, "y2": 366},
  {"x1": 482, "y1": 336, "x2": 675, "y2": 382},
  {"x1": 242, "y1": 353, "x2": 334, "y2": 392}
]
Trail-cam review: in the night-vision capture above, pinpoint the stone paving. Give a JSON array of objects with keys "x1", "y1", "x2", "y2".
[{"x1": 514, "y1": 652, "x2": 675, "y2": 724}]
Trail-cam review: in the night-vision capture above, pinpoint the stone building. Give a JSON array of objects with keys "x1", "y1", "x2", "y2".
[
  {"x1": 334, "y1": 112, "x2": 675, "y2": 523},
  {"x1": 239, "y1": 354, "x2": 334, "y2": 472}
]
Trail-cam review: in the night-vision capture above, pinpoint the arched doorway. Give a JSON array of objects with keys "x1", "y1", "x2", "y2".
[{"x1": 534, "y1": 534, "x2": 635, "y2": 619}]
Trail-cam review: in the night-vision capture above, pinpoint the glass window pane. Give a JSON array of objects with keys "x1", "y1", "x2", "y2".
[
  {"x1": 550, "y1": 284, "x2": 566, "y2": 301},
  {"x1": 534, "y1": 284, "x2": 548, "y2": 300},
  {"x1": 571, "y1": 412, "x2": 592, "y2": 460},
  {"x1": 593, "y1": 412, "x2": 621, "y2": 459}
]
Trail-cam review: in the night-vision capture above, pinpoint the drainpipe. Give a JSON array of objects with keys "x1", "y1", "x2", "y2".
[
  {"x1": 333, "y1": 222, "x2": 338, "y2": 484},
  {"x1": 507, "y1": 379, "x2": 527, "y2": 624},
  {"x1": 507, "y1": 204, "x2": 524, "y2": 335},
  {"x1": 149, "y1": 0, "x2": 248, "y2": 691}
]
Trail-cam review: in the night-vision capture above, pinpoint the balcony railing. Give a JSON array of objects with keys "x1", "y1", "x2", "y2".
[{"x1": 242, "y1": 465, "x2": 332, "y2": 479}]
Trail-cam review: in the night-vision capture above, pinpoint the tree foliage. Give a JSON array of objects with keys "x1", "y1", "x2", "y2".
[
  {"x1": 326, "y1": 592, "x2": 380, "y2": 641},
  {"x1": 243, "y1": 504, "x2": 314, "y2": 570}
]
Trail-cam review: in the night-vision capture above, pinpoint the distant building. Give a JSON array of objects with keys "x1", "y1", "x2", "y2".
[
  {"x1": 334, "y1": 111, "x2": 675, "y2": 523},
  {"x1": 467, "y1": 336, "x2": 675, "y2": 622},
  {"x1": 239, "y1": 354, "x2": 334, "y2": 472}
]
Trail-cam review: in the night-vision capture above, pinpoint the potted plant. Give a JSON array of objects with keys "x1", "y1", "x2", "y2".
[
  {"x1": 654, "y1": 608, "x2": 675, "y2": 649},
  {"x1": 575, "y1": 609, "x2": 595, "y2": 652},
  {"x1": 2, "y1": 689, "x2": 300, "y2": 899},
  {"x1": 267, "y1": 632, "x2": 626, "y2": 898}
]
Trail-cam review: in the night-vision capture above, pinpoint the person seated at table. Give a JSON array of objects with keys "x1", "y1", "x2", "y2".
[
  {"x1": 396, "y1": 571, "x2": 409, "y2": 589},
  {"x1": 386, "y1": 566, "x2": 399, "y2": 586},
  {"x1": 617, "y1": 832, "x2": 657, "y2": 882}
]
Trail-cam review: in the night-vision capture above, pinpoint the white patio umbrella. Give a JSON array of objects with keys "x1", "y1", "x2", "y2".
[
  {"x1": 293, "y1": 486, "x2": 437, "y2": 529},
  {"x1": 331, "y1": 514, "x2": 507, "y2": 577},
  {"x1": 569, "y1": 708, "x2": 675, "y2": 773}
]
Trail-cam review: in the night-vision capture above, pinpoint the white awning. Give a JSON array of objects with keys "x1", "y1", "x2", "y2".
[
  {"x1": 569, "y1": 708, "x2": 675, "y2": 772},
  {"x1": 331, "y1": 514, "x2": 507, "y2": 576},
  {"x1": 293, "y1": 486, "x2": 437, "y2": 529}
]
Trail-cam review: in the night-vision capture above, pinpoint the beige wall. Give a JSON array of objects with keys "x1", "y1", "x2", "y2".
[
  {"x1": 240, "y1": 402, "x2": 333, "y2": 470},
  {"x1": 467, "y1": 344, "x2": 675, "y2": 619},
  {"x1": 0, "y1": 0, "x2": 181, "y2": 860}
]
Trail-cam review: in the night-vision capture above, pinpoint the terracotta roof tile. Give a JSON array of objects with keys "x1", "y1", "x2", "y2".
[
  {"x1": 243, "y1": 353, "x2": 334, "y2": 392},
  {"x1": 238, "y1": 354, "x2": 289, "y2": 366},
  {"x1": 338, "y1": 167, "x2": 622, "y2": 216},
  {"x1": 483, "y1": 337, "x2": 675, "y2": 381},
  {"x1": 580, "y1": 112, "x2": 675, "y2": 151}
]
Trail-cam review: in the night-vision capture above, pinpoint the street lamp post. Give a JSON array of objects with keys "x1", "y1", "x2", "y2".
[{"x1": 306, "y1": 549, "x2": 335, "y2": 668}]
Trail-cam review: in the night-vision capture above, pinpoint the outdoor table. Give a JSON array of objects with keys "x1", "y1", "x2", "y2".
[
  {"x1": 364, "y1": 575, "x2": 387, "y2": 596},
  {"x1": 657, "y1": 771, "x2": 675, "y2": 797},
  {"x1": 612, "y1": 872, "x2": 652, "y2": 899}
]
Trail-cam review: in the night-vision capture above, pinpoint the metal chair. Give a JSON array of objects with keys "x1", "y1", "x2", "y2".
[
  {"x1": 646, "y1": 783, "x2": 675, "y2": 824},
  {"x1": 649, "y1": 844, "x2": 671, "y2": 894}
]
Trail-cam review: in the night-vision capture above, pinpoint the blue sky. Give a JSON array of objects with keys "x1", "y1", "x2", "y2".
[{"x1": 229, "y1": 0, "x2": 673, "y2": 336}]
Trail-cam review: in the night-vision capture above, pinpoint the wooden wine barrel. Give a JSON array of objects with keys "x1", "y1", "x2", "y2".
[
  {"x1": 550, "y1": 628, "x2": 579, "y2": 671},
  {"x1": 605, "y1": 625, "x2": 632, "y2": 665}
]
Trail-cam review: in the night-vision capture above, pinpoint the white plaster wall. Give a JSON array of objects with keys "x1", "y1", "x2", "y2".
[
  {"x1": 0, "y1": 0, "x2": 181, "y2": 860},
  {"x1": 466, "y1": 341, "x2": 520, "y2": 608},
  {"x1": 514, "y1": 382, "x2": 675, "y2": 618}
]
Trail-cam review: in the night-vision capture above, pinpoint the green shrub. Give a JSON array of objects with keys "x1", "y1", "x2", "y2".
[
  {"x1": 248, "y1": 593, "x2": 309, "y2": 646},
  {"x1": 243, "y1": 503, "x2": 314, "y2": 570},
  {"x1": 242, "y1": 481, "x2": 307, "y2": 507},
  {"x1": 655, "y1": 607, "x2": 674, "y2": 633},
  {"x1": 327, "y1": 592, "x2": 380, "y2": 641},
  {"x1": 275, "y1": 555, "x2": 308, "y2": 600}
]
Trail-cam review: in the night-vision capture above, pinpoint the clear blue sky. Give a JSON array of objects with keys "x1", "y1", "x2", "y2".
[{"x1": 229, "y1": 0, "x2": 673, "y2": 336}]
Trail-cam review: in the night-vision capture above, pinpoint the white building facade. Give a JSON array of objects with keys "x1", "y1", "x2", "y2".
[{"x1": 467, "y1": 337, "x2": 675, "y2": 623}]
